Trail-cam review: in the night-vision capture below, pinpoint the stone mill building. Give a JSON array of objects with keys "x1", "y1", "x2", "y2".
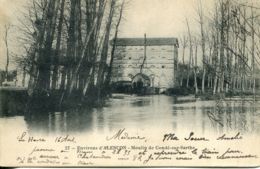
[{"x1": 111, "y1": 36, "x2": 179, "y2": 91}]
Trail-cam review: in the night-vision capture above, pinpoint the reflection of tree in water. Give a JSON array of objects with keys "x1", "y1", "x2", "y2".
[
  {"x1": 207, "y1": 94, "x2": 224, "y2": 128},
  {"x1": 24, "y1": 107, "x2": 95, "y2": 134},
  {"x1": 0, "y1": 90, "x2": 27, "y2": 117},
  {"x1": 225, "y1": 101, "x2": 232, "y2": 129},
  {"x1": 207, "y1": 94, "x2": 258, "y2": 133},
  {"x1": 238, "y1": 99, "x2": 247, "y2": 131}
]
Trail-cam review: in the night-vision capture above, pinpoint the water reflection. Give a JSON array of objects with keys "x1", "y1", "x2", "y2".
[
  {"x1": 24, "y1": 108, "x2": 95, "y2": 134},
  {"x1": 0, "y1": 94, "x2": 259, "y2": 134}
]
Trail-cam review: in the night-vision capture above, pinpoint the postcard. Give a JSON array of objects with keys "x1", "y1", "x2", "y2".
[{"x1": 0, "y1": 0, "x2": 259, "y2": 167}]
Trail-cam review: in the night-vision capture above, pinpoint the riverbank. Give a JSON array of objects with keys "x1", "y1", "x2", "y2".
[
  {"x1": 0, "y1": 87, "x2": 28, "y2": 116},
  {"x1": 165, "y1": 87, "x2": 260, "y2": 98},
  {"x1": 1, "y1": 94, "x2": 259, "y2": 134},
  {"x1": 0, "y1": 87, "x2": 108, "y2": 114},
  {"x1": 1, "y1": 86, "x2": 259, "y2": 117}
]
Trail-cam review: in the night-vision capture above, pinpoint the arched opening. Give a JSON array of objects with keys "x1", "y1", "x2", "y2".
[{"x1": 132, "y1": 73, "x2": 151, "y2": 94}]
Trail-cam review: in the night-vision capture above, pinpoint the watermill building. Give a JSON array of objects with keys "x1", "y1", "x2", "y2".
[{"x1": 111, "y1": 37, "x2": 179, "y2": 91}]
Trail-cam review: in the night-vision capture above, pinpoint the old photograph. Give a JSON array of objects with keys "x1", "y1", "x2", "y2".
[{"x1": 0, "y1": 0, "x2": 260, "y2": 167}]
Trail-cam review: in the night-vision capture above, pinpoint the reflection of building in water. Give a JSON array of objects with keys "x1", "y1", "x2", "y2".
[
  {"x1": 1, "y1": 94, "x2": 258, "y2": 134},
  {"x1": 111, "y1": 37, "x2": 179, "y2": 90}
]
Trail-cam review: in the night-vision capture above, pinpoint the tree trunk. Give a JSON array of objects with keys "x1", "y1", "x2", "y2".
[
  {"x1": 104, "y1": 0, "x2": 125, "y2": 91},
  {"x1": 96, "y1": 0, "x2": 116, "y2": 101},
  {"x1": 52, "y1": 0, "x2": 65, "y2": 90},
  {"x1": 218, "y1": 0, "x2": 226, "y2": 93},
  {"x1": 194, "y1": 44, "x2": 198, "y2": 94},
  {"x1": 198, "y1": 0, "x2": 206, "y2": 93},
  {"x1": 22, "y1": 66, "x2": 26, "y2": 87},
  {"x1": 4, "y1": 25, "x2": 10, "y2": 81},
  {"x1": 251, "y1": 7, "x2": 255, "y2": 97},
  {"x1": 36, "y1": 0, "x2": 58, "y2": 91},
  {"x1": 186, "y1": 18, "x2": 192, "y2": 89}
]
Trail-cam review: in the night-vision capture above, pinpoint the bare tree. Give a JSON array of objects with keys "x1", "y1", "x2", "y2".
[
  {"x1": 96, "y1": 0, "x2": 117, "y2": 102},
  {"x1": 186, "y1": 18, "x2": 192, "y2": 88},
  {"x1": 179, "y1": 34, "x2": 188, "y2": 87},
  {"x1": 3, "y1": 24, "x2": 11, "y2": 81},
  {"x1": 105, "y1": 0, "x2": 125, "y2": 90},
  {"x1": 251, "y1": 6, "x2": 256, "y2": 98},
  {"x1": 14, "y1": 0, "x2": 126, "y2": 107},
  {"x1": 51, "y1": 0, "x2": 66, "y2": 90},
  {"x1": 197, "y1": 0, "x2": 206, "y2": 94},
  {"x1": 193, "y1": 36, "x2": 199, "y2": 94},
  {"x1": 182, "y1": 0, "x2": 260, "y2": 96}
]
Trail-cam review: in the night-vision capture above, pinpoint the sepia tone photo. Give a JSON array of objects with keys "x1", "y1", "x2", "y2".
[{"x1": 0, "y1": 0, "x2": 260, "y2": 167}]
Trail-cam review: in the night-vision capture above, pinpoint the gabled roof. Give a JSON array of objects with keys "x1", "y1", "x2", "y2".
[{"x1": 113, "y1": 37, "x2": 178, "y2": 46}]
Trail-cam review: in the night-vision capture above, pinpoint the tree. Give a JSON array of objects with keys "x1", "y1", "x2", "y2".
[
  {"x1": 105, "y1": 0, "x2": 125, "y2": 91},
  {"x1": 251, "y1": 6, "x2": 256, "y2": 98},
  {"x1": 193, "y1": 36, "x2": 199, "y2": 94},
  {"x1": 96, "y1": 0, "x2": 117, "y2": 102},
  {"x1": 179, "y1": 34, "x2": 188, "y2": 87},
  {"x1": 3, "y1": 24, "x2": 11, "y2": 81},
  {"x1": 197, "y1": 0, "x2": 206, "y2": 93},
  {"x1": 186, "y1": 18, "x2": 192, "y2": 88},
  {"x1": 51, "y1": 0, "x2": 66, "y2": 90},
  {"x1": 16, "y1": 0, "x2": 126, "y2": 108}
]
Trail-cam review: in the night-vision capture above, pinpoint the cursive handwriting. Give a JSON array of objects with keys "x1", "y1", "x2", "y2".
[
  {"x1": 29, "y1": 146, "x2": 55, "y2": 155},
  {"x1": 163, "y1": 133, "x2": 179, "y2": 142},
  {"x1": 184, "y1": 132, "x2": 209, "y2": 141},
  {"x1": 217, "y1": 148, "x2": 257, "y2": 159},
  {"x1": 13, "y1": 130, "x2": 258, "y2": 166},
  {"x1": 17, "y1": 132, "x2": 46, "y2": 143},
  {"x1": 217, "y1": 132, "x2": 243, "y2": 140},
  {"x1": 55, "y1": 135, "x2": 76, "y2": 143},
  {"x1": 106, "y1": 128, "x2": 146, "y2": 141}
]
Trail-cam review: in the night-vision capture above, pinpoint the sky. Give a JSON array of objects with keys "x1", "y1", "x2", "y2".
[
  {"x1": 0, "y1": 0, "x2": 215, "y2": 69},
  {"x1": 118, "y1": 0, "x2": 211, "y2": 38},
  {"x1": 0, "y1": 0, "x2": 26, "y2": 69}
]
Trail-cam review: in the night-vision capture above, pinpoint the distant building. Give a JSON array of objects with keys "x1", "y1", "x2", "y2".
[
  {"x1": 111, "y1": 37, "x2": 179, "y2": 90},
  {"x1": 0, "y1": 70, "x2": 18, "y2": 86}
]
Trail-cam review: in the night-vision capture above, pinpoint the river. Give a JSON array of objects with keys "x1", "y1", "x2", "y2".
[{"x1": 0, "y1": 94, "x2": 260, "y2": 135}]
